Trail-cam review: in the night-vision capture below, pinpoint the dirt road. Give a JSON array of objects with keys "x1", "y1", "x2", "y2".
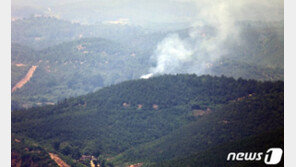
[
  {"x1": 12, "y1": 65, "x2": 37, "y2": 93},
  {"x1": 48, "y1": 153, "x2": 70, "y2": 167}
]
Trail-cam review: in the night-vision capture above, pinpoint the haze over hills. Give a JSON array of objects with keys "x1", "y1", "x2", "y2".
[
  {"x1": 12, "y1": 16, "x2": 164, "y2": 50},
  {"x1": 11, "y1": 38, "x2": 151, "y2": 109},
  {"x1": 11, "y1": 16, "x2": 283, "y2": 110},
  {"x1": 11, "y1": 0, "x2": 283, "y2": 166}
]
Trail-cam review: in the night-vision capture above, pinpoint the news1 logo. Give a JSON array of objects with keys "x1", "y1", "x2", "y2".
[{"x1": 227, "y1": 148, "x2": 283, "y2": 165}]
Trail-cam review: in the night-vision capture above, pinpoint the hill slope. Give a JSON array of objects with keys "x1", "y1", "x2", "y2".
[
  {"x1": 150, "y1": 128, "x2": 284, "y2": 167},
  {"x1": 12, "y1": 74, "x2": 284, "y2": 166},
  {"x1": 11, "y1": 38, "x2": 150, "y2": 109},
  {"x1": 112, "y1": 90, "x2": 283, "y2": 165},
  {"x1": 12, "y1": 19, "x2": 283, "y2": 110}
]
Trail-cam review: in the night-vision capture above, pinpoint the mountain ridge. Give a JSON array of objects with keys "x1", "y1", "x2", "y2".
[{"x1": 12, "y1": 74, "x2": 284, "y2": 166}]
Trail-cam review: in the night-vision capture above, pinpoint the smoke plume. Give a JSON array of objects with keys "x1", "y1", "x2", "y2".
[{"x1": 141, "y1": 0, "x2": 283, "y2": 79}]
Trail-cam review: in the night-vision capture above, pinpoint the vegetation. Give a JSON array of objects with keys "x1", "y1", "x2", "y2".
[
  {"x1": 11, "y1": 18, "x2": 283, "y2": 110},
  {"x1": 210, "y1": 58, "x2": 283, "y2": 81},
  {"x1": 11, "y1": 134, "x2": 58, "y2": 167},
  {"x1": 12, "y1": 17, "x2": 85, "y2": 50},
  {"x1": 12, "y1": 16, "x2": 164, "y2": 51},
  {"x1": 12, "y1": 74, "x2": 284, "y2": 166},
  {"x1": 112, "y1": 88, "x2": 283, "y2": 164},
  {"x1": 11, "y1": 16, "x2": 284, "y2": 167},
  {"x1": 150, "y1": 128, "x2": 284, "y2": 167},
  {"x1": 11, "y1": 38, "x2": 151, "y2": 109}
]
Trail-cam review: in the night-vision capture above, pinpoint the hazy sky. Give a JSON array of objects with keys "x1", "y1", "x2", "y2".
[
  {"x1": 11, "y1": 0, "x2": 284, "y2": 78},
  {"x1": 12, "y1": 0, "x2": 283, "y2": 27}
]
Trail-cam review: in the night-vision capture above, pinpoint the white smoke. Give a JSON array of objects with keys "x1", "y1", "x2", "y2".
[
  {"x1": 140, "y1": 73, "x2": 154, "y2": 79},
  {"x1": 150, "y1": 34, "x2": 193, "y2": 74},
  {"x1": 141, "y1": 0, "x2": 283, "y2": 79}
]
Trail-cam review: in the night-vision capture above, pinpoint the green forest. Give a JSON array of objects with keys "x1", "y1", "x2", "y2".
[
  {"x1": 11, "y1": 17, "x2": 284, "y2": 111},
  {"x1": 10, "y1": 10, "x2": 285, "y2": 167},
  {"x1": 11, "y1": 1, "x2": 284, "y2": 166},
  {"x1": 12, "y1": 74, "x2": 284, "y2": 166}
]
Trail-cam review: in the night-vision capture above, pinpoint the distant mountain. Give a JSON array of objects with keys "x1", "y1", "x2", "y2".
[
  {"x1": 12, "y1": 16, "x2": 164, "y2": 50},
  {"x1": 236, "y1": 21, "x2": 284, "y2": 69},
  {"x1": 209, "y1": 22, "x2": 284, "y2": 81},
  {"x1": 11, "y1": 38, "x2": 151, "y2": 109},
  {"x1": 11, "y1": 18, "x2": 283, "y2": 110},
  {"x1": 11, "y1": 0, "x2": 197, "y2": 30},
  {"x1": 11, "y1": 2, "x2": 284, "y2": 167},
  {"x1": 12, "y1": 17, "x2": 85, "y2": 50},
  {"x1": 12, "y1": 74, "x2": 284, "y2": 166},
  {"x1": 209, "y1": 58, "x2": 283, "y2": 81}
]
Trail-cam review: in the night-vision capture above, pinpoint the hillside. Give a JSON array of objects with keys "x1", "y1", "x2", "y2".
[
  {"x1": 12, "y1": 134, "x2": 58, "y2": 167},
  {"x1": 208, "y1": 21, "x2": 284, "y2": 80},
  {"x1": 11, "y1": 38, "x2": 150, "y2": 109},
  {"x1": 11, "y1": 1, "x2": 284, "y2": 167},
  {"x1": 209, "y1": 58, "x2": 283, "y2": 81},
  {"x1": 11, "y1": 21, "x2": 284, "y2": 110},
  {"x1": 12, "y1": 133, "x2": 86, "y2": 167},
  {"x1": 12, "y1": 16, "x2": 163, "y2": 50},
  {"x1": 12, "y1": 74, "x2": 284, "y2": 166},
  {"x1": 12, "y1": 17, "x2": 85, "y2": 50},
  {"x1": 150, "y1": 129, "x2": 284, "y2": 167},
  {"x1": 111, "y1": 89, "x2": 283, "y2": 164}
]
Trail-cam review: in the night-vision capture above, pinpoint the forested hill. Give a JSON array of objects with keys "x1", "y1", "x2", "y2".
[
  {"x1": 11, "y1": 38, "x2": 150, "y2": 109},
  {"x1": 12, "y1": 18, "x2": 283, "y2": 110},
  {"x1": 12, "y1": 74, "x2": 284, "y2": 167},
  {"x1": 12, "y1": 17, "x2": 84, "y2": 50},
  {"x1": 12, "y1": 16, "x2": 162, "y2": 50}
]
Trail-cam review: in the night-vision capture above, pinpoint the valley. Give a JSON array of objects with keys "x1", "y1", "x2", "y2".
[
  {"x1": 11, "y1": 17, "x2": 284, "y2": 111},
  {"x1": 11, "y1": 1, "x2": 284, "y2": 166}
]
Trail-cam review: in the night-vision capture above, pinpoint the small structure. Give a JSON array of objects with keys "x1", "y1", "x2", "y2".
[
  {"x1": 192, "y1": 108, "x2": 211, "y2": 117},
  {"x1": 222, "y1": 120, "x2": 229, "y2": 124},
  {"x1": 80, "y1": 155, "x2": 92, "y2": 161},
  {"x1": 129, "y1": 163, "x2": 143, "y2": 167},
  {"x1": 152, "y1": 104, "x2": 159, "y2": 110},
  {"x1": 122, "y1": 102, "x2": 130, "y2": 108},
  {"x1": 192, "y1": 110, "x2": 206, "y2": 117},
  {"x1": 137, "y1": 104, "x2": 143, "y2": 110}
]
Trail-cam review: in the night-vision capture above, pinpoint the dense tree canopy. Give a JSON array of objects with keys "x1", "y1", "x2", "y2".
[{"x1": 12, "y1": 74, "x2": 284, "y2": 166}]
